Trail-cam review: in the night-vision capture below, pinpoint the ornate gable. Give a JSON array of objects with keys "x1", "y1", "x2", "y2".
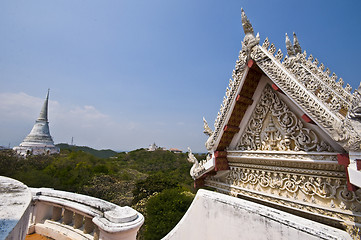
[
  {"x1": 251, "y1": 42, "x2": 361, "y2": 152},
  {"x1": 188, "y1": 9, "x2": 361, "y2": 239},
  {"x1": 190, "y1": 8, "x2": 361, "y2": 179},
  {"x1": 236, "y1": 84, "x2": 333, "y2": 152}
]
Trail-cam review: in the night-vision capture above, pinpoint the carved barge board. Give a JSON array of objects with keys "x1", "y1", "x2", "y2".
[{"x1": 216, "y1": 66, "x2": 262, "y2": 151}]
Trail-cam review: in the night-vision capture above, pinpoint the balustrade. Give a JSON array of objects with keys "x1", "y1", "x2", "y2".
[{"x1": 27, "y1": 188, "x2": 144, "y2": 240}]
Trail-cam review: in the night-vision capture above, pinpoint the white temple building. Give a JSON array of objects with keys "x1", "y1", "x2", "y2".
[
  {"x1": 148, "y1": 142, "x2": 158, "y2": 151},
  {"x1": 181, "y1": 9, "x2": 361, "y2": 240},
  {"x1": 13, "y1": 90, "x2": 60, "y2": 156}
]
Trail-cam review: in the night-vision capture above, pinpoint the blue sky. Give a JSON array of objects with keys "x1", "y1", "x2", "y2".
[{"x1": 1, "y1": 1, "x2": 361, "y2": 152}]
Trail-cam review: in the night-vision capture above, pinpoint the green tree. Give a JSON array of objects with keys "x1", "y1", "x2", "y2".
[
  {"x1": 82, "y1": 174, "x2": 135, "y2": 206},
  {"x1": 144, "y1": 188, "x2": 194, "y2": 240},
  {"x1": 132, "y1": 172, "x2": 179, "y2": 204}
]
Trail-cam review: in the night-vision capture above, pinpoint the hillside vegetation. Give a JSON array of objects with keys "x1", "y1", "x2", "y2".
[
  {"x1": 56, "y1": 143, "x2": 118, "y2": 158},
  {"x1": 0, "y1": 146, "x2": 206, "y2": 240}
]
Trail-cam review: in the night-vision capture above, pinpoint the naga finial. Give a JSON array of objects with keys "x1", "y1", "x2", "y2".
[
  {"x1": 285, "y1": 33, "x2": 295, "y2": 57},
  {"x1": 203, "y1": 117, "x2": 214, "y2": 136},
  {"x1": 187, "y1": 147, "x2": 197, "y2": 163},
  {"x1": 241, "y1": 8, "x2": 259, "y2": 51},
  {"x1": 293, "y1": 32, "x2": 302, "y2": 54}
]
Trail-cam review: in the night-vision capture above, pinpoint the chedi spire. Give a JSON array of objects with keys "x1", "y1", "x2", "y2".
[
  {"x1": 38, "y1": 88, "x2": 49, "y2": 122},
  {"x1": 13, "y1": 90, "x2": 59, "y2": 157}
]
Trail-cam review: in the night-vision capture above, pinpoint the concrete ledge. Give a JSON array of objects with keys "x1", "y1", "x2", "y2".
[
  {"x1": 0, "y1": 176, "x2": 32, "y2": 240},
  {"x1": 163, "y1": 189, "x2": 351, "y2": 240},
  {"x1": 31, "y1": 188, "x2": 117, "y2": 213}
]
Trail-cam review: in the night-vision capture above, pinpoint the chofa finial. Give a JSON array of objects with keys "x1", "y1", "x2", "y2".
[
  {"x1": 293, "y1": 32, "x2": 302, "y2": 54},
  {"x1": 241, "y1": 8, "x2": 254, "y2": 35},
  {"x1": 241, "y1": 8, "x2": 259, "y2": 51},
  {"x1": 285, "y1": 33, "x2": 295, "y2": 57}
]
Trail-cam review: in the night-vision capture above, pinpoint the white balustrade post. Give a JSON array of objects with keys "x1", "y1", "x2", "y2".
[
  {"x1": 51, "y1": 206, "x2": 62, "y2": 221},
  {"x1": 74, "y1": 213, "x2": 84, "y2": 229},
  {"x1": 63, "y1": 209, "x2": 73, "y2": 225},
  {"x1": 84, "y1": 217, "x2": 94, "y2": 234}
]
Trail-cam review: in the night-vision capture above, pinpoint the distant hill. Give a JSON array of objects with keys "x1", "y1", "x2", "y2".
[{"x1": 56, "y1": 143, "x2": 118, "y2": 158}]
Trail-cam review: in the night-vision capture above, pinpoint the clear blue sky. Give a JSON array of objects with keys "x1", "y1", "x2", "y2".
[{"x1": 1, "y1": 0, "x2": 361, "y2": 152}]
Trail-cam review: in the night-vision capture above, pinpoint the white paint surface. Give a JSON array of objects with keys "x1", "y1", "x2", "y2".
[
  {"x1": 163, "y1": 189, "x2": 351, "y2": 240},
  {"x1": 0, "y1": 176, "x2": 32, "y2": 240}
]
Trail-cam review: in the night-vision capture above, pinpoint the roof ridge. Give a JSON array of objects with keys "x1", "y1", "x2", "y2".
[
  {"x1": 260, "y1": 36, "x2": 353, "y2": 119},
  {"x1": 262, "y1": 34, "x2": 352, "y2": 100}
]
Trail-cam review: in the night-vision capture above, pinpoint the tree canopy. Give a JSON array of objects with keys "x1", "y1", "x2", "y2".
[{"x1": 0, "y1": 147, "x2": 206, "y2": 239}]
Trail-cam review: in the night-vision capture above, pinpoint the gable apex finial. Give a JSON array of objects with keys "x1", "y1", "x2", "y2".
[
  {"x1": 241, "y1": 8, "x2": 254, "y2": 36},
  {"x1": 241, "y1": 8, "x2": 259, "y2": 51}
]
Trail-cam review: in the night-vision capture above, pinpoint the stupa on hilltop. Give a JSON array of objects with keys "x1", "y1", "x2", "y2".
[{"x1": 13, "y1": 90, "x2": 59, "y2": 156}]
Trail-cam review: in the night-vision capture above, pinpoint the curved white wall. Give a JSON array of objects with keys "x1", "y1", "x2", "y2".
[
  {"x1": 163, "y1": 189, "x2": 351, "y2": 240},
  {"x1": 0, "y1": 176, "x2": 32, "y2": 240}
]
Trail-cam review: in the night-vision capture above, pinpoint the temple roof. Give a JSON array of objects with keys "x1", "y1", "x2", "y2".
[
  {"x1": 190, "y1": 9, "x2": 361, "y2": 180},
  {"x1": 203, "y1": 9, "x2": 361, "y2": 154}
]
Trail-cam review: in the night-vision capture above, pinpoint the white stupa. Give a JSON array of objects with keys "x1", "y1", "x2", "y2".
[{"x1": 13, "y1": 90, "x2": 60, "y2": 156}]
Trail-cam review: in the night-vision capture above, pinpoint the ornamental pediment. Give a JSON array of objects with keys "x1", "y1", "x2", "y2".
[{"x1": 236, "y1": 84, "x2": 334, "y2": 152}]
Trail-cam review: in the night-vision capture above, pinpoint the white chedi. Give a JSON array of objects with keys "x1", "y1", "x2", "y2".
[{"x1": 13, "y1": 90, "x2": 59, "y2": 156}]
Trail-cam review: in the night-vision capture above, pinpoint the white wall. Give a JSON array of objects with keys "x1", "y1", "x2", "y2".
[
  {"x1": 163, "y1": 189, "x2": 351, "y2": 240},
  {"x1": 0, "y1": 176, "x2": 32, "y2": 240}
]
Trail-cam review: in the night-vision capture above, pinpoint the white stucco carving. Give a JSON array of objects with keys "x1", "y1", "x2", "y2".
[
  {"x1": 202, "y1": 117, "x2": 213, "y2": 137},
  {"x1": 241, "y1": 8, "x2": 260, "y2": 53},
  {"x1": 236, "y1": 85, "x2": 333, "y2": 152},
  {"x1": 252, "y1": 41, "x2": 361, "y2": 151},
  {"x1": 187, "y1": 147, "x2": 214, "y2": 180}
]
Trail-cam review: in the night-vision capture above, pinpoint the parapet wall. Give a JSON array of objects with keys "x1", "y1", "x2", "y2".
[
  {"x1": 0, "y1": 176, "x2": 32, "y2": 240},
  {"x1": 163, "y1": 189, "x2": 351, "y2": 240},
  {"x1": 0, "y1": 176, "x2": 144, "y2": 240}
]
